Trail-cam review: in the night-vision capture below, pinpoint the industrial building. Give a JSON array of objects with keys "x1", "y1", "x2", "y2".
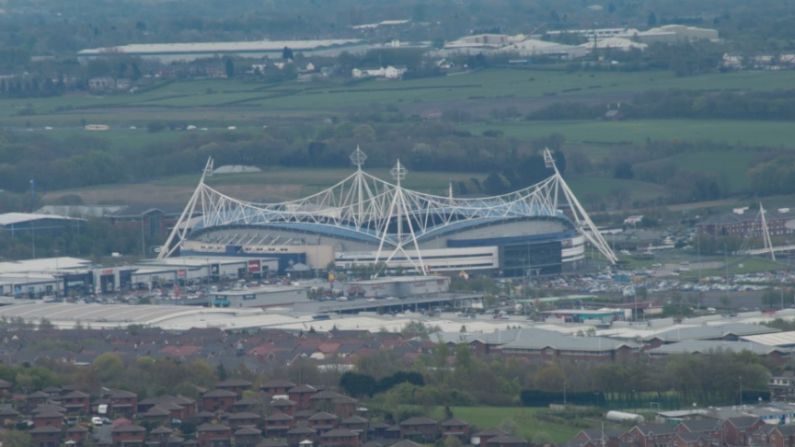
[
  {"x1": 0, "y1": 256, "x2": 278, "y2": 298},
  {"x1": 346, "y1": 275, "x2": 450, "y2": 298},
  {"x1": 161, "y1": 148, "x2": 615, "y2": 277},
  {"x1": 210, "y1": 285, "x2": 309, "y2": 308},
  {"x1": 0, "y1": 212, "x2": 82, "y2": 235}
]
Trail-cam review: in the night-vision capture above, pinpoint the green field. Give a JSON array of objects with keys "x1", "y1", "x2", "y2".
[
  {"x1": 568, "y1": 176, "x2": 670, "y2": 204},
  {"x1": 416, "y1": 405, "x2": 606, "y2": 443},
  {"x1": 6, "y1": 68, "x2": 795, "y2": 123},
  {"x1": 8, "y1": 67, "x2": 795, "y2": 210},
  {"x1": 45, "y1": 167, "x2": 482, "y2": 204},
  {"x1": 467, "y1": 119, "x2": 795, "y2": 148}
]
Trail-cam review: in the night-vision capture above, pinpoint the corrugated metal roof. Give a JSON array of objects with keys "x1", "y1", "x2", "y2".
[{"x1": 742, "y1": 331, "x2": 795, "y2": 347}]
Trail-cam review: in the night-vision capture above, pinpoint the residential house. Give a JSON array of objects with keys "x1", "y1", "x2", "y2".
[
  {"x1": 271, "y1": 398, "x2": 297, "y2": 416},
  {"x1": 108, "y1": 389, "x2": 138, "y2": 417},
  {"x1": 262, "y1": 379, "x2": 297, "y2": 397},
  {"x1": 309, "y1": 411, "x2": 338, "y2": 433},
  {"x1": 769, "y1": 424, "x2": 795, "y2": 447},
  {"x1": 399, "y1": 417, "x2": 438, "y2": 442},
  {"x1": 33, "y1": 410, "x2": 64, "y2": 429},
  {"x1": 320, "y1": 428, "x2": 361, "y2": 447},
  {"x1": 287, "y1": 425, "x2": 318, "y2": 447},
  {"x1": 486, "y1": 435, "x2": 529, "y2": 447},
  {"x1": 30, "y1": 426, "x2": 61, "y2": 447},
  {"x1": 265, "y1": 412, "x2": 295, "y2": 436},
  {"x1": 197, "y1": 423, "x2": 233, "y2": 447},
  {"x1": 440, "y1": 418, "x2": 471, "y2": 440},
  {"x1": 66, "y1": 425, "x2": 89, "y2": 446},
  {"x1": 621, "y1": 423, "x2": 677, "y2": 447},
  {"x1": 289, "y1": 385, "x2": 318, "y2": 410},
  {"x1": 227, "y1": 411, "x2": 261, "y2": 429},
  {"x1": 721, "y1": 417, "x2": 764, "y2": 446},
  {"x1": 216, "y1": 379, "x2": 252, "y2": 396},
  {"x1": 61, "y1": 390, "x2": 90, "y2": 415},
  {"x1": 234, "y1": 426, "x2": 263, "y2": 447},
  {"x1": 111, "y1": 424, "x2": 146, "y2": 446},
  {"x1": 201, "y1": 389, "x2": 238, "y2": 412}
]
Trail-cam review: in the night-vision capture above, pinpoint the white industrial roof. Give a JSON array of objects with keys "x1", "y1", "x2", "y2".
[
  {"x1": 0, "y1": 212, "x2": 76, "y2": 226},
  {"x1": 742, "y1": 331, "x2": 795, "y2": 347},
  {"x1": 79, "y1": 39, "x2": 360, "y2": 55},
  {"x1": 144, "y1": 256, "x2": 263, "y2": 267},
  {"x1": 0, "y1": 257, "x2": 92, "y2": 274}
]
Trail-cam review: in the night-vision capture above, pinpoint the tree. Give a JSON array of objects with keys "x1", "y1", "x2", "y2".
[
  {"x1": 613, "y1": 161, "x2": 634, "y2": 179},
  {"x1": 533, "y1": 363, "x2": 565, "y2": 392},
  {"x1": 224, "y1": 58, "x2": 235, "y2": 78},
  {"x1": 216, "y1": 363, "x2": 228, "y2": 381},
  {"x1": 339, "y1": 372, "x2": 377, "y2": 397},
  {"x1": 0, "y1": 430, "x2": 32, "y2": 447},
  {"x1": 647, "y1": 11, "x2": 658, "y2": 27}
]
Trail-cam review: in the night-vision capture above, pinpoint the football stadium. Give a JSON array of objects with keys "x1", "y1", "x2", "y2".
[{"x1": 160, "y1": 148, "x2": 616, "y2": 276}]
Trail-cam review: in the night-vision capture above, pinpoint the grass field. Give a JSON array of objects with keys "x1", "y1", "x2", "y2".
[
  {"x1": 44, "y1": 167, "x2": 483, "y2": 204},
  {"x1": 414, "y1": 405, "x2": 608, "y2": 443},
  {"x1": 6, "y1": 68, "x2": 795, "y2": 123},
  {"x1": 568, "y1": 176, "x2": 670, "y2": 204},
  {"x1": 467, "y1": 119, "x2": 795, "y2": 148},
  {"x1": 9, "y1": 67, "x2": 795, "y2": 210}
]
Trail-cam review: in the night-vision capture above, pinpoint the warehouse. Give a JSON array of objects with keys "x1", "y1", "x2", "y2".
[
  {"x1": 346, "y1": 275, "x2": 451, "y2": 298},
  {"x1": 210, "y1": 285, "x2": 310, "y2": 308}
]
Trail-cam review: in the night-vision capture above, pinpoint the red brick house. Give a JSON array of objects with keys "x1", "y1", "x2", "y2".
[
  {"x1": 108, "y1": 389, "x2": 138, "y2": 417},
  {"x1": 111, "y1": 424, "x2": 146, "y2": 446},
  {"x1": 441, "y1": 418, "x2": 471, "y2": 440},
  {"x1": 66, "y1": 425, "x2": 89, "y2": 446},
  {"x1": 227, "y1": 411, "x2": 260, "y2": 429},
  {"x1": 61, "y1": 390, "x2": 90, "y2": 415},
  {"x1": 265, "y1": 411, "x2": 295, "y2": 436},
  {"x1": 287, "y1": 425, "x2": 317, "y2": 447},
  {"x1": 262, "y1": 379, "x2": 297, "y2": 397},
  {"x1": 621, "y1": 423, "x2": 677, "y2": 447},
  {"x1": 333, "y1": 396, "x2": 358, "y2": 418},
  {"x1": 234, "y1": 426, "x2": 263, "y2": 447},
  {"x1": 673, "y1": 431, "x2": 710, "y2": 447},
  {"x1": 289, "y1": 385, "x2": 318, "y2": 410},
  {"x1": 271, "y1": 398, "x2": 297, "y2": 416},
  {"x1": 201, "y1": 389, "x2": 237, "y2": 412},
  {"x1": 399, "y1": 417, "x2": 438, "y2": 442},
  {"x1": 149, "y1": 426, "x2": 174, "y2": 444},
  {"x1": 216, "y1": 379, "x2": 252, "y2": 396},
  {"x1": 320, "y1": 428, "x2": 361, "y2": 447},
  {"x1": 574, "y1": 429, "x2": 620, "y2": 447},
  {"x1": 309, "y1": 411, "x2": 339, "y2": 433},
  {"x1": 472, "y1": 429, "x2": 507, "y2": 446},
  {"x1": 769, "y1": 424, "x2": 795, "y2": 447},
  {"x1": 339, "y1": 415, "x2": 368, "y2": 433},
  {"x1": 33, "y1": 410, "x2": 64, "y2": 429},
  {"x1": 30, "y1": 426, "x2": 61, "y2": 447},
  {"x1": 486, "y1": 435, "x2": 529, "y2": 447},
  {"x1": 197, "y1": 423, "x2": 233, "y2": 447},
  {"x1": 720, "y1": 417, "x2": 764, "y2": 446}
]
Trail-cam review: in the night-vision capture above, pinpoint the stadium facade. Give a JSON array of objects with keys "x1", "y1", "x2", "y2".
[{"x1": 160, "y1": 148, "x2": 616, "y2": 276}]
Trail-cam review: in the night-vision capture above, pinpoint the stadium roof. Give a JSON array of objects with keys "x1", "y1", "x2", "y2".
[{"x1": 160, "y1": 148, "x2": 617, "y2": 273}]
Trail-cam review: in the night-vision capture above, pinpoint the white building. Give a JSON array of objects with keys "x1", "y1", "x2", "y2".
[{"x1": 351, "y1": 65, "x2": 407, "y2": 79}]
